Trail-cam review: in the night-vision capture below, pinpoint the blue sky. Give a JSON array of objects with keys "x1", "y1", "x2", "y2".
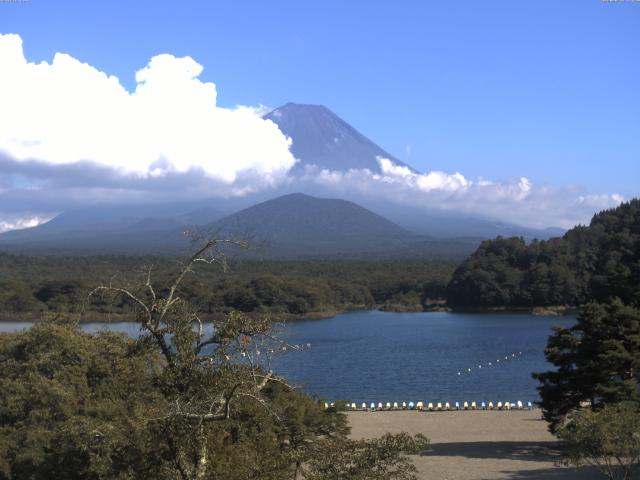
[
  {"x1": 0, "y1": 0, "x2": 638, "y2": 230},
  {"x1": 3, "y1": 0, "x2": 638, "y2": 195}
]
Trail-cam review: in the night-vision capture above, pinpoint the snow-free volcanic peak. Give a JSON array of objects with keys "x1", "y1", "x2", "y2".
[{"x1": 264, "y1": 103, "x2": 416, "y2": 173}]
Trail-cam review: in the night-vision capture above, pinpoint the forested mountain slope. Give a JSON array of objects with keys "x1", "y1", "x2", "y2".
[{"x1": 446, "y1": 199, "x2": 640, "y2": 308}]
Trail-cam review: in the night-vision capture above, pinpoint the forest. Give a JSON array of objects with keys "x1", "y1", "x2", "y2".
[
  {"x1": 446, "y1": 199, "x2": 640, "y2": 309},
  {"x1": 0, "y1": 255, "x2": 456, "y2": 320}
]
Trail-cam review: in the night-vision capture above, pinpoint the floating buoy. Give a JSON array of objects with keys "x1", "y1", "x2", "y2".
[{"x1": 457, "y1": 372, "x2": 461, "y2": 376}]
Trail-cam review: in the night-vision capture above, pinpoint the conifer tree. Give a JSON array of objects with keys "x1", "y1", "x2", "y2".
[{"x1": 534, "y1": 299, "x2": 640, "y2": 431}]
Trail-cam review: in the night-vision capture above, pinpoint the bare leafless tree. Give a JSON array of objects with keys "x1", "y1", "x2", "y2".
[{"x1": 88, "y1": 237, "x2": 297, "y2": 480}]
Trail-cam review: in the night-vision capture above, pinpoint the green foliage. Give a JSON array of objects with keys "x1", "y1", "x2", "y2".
[
  {"x1": 0, "y1": 252, "x2": 430, "y2": 479},
  {"x1": 557, "y1": 402, "x2": 640, "y2": 480},
  {"x1": 447, "y1": 199, "x2": 640, "y2": 308},
  {"x1": 0, "y1": 256, "x2": 456, "y2": 318},
  {"x1": 303, "y1": 432, "x2": 429, "y2": 480},
  {"x1": 0, "y1": 316, "x2": 165, "y2": 479},
  {"x1": 534, "y1": 300, "x2": 640, "y2": 431}
]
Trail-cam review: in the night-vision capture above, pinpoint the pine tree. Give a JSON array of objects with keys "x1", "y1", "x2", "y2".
[{"x1": 534, "y1": 299, "x2": 640, "y2": 431}]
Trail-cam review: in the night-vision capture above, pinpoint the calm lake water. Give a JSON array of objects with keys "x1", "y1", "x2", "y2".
[{"x1": 0, "y1": 310, "x2": 574, "y2": 405}]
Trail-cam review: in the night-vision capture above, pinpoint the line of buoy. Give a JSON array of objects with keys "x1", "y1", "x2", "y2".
[
  {"x1": 457, "y1": 351, "x2": 524, "y2": 376},
  {"x1": 324, "y1": 400, "x2": 533, "y2": 411}
]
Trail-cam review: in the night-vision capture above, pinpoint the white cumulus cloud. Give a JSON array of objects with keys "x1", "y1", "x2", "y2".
[
  {"x1": 0, "y1": 34, "x2": 296, "y2": 185},
  {"x1": 0, "y1": 34, "x2": 628, "y2": 234}
]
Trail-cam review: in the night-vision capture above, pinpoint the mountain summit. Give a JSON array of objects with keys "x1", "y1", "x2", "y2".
[
  {"x1": 264, "y1": 103, "x2": 415, "y2": 173},
  {"x1": 207, "y1": 193, "x2": 475, "y2": 259}
]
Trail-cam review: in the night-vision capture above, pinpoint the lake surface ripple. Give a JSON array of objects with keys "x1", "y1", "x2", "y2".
[{"x1": 0, "y1": 310, "x2": 574, "y2": 404}]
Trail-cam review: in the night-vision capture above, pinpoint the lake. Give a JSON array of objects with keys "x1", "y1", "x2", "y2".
[{"x1": 0, "y1": 310, "x2": 574, "y2": 405}]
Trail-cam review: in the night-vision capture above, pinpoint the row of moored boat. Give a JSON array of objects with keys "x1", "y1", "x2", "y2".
[{"x1": 324, "y1": 400, "x2": 534, "y2": 411}]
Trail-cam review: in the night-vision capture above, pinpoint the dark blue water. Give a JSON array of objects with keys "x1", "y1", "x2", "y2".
[
  {"x1": 0, "y1": 311, "x2": 573, "y2": 405},
  {"x1": 272, "y1": 311, "x2": 574, "y2": 405}
]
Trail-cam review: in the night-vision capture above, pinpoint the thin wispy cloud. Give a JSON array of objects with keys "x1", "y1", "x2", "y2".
[{"x1": 0, "y1": 213, "x2": 53, "y2": 234}]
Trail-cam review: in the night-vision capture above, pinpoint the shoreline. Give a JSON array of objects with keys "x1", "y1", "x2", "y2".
[{"x1": 0, "y1": 304, "x2": 577, "y2": 323}]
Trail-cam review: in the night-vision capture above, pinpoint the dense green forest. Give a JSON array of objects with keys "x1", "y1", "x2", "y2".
[
  {"x1": 0, "y1": 255, "x2": 456, "y2": 320},
  {"x1": 446, "y1": 199, "x2": 640, "y2": 309},
  {"x1": 0, "y1": 250, "x2": 429, "y2": 480}
]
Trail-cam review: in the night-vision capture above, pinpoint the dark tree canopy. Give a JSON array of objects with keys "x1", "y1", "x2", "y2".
[
  {"x1": 0, "y1": 316, "x2": 164, "y2": 480},
  {"x1": 447, "y1": 199, "x2": 640, "y2": 309},
  {"x1": 534, "y1": 300, "x2": 640, "y2": 432},
  {"x1": 0, "y1": 241, "x2": 429, "y2": 480},
  {"x1": 0, "y1": 256, "x2": 456, "y2": 319}
]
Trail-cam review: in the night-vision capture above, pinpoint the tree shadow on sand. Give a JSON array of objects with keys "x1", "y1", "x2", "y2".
[
  {"x1": 421, "y1": 441, "x2": 602, "y2": 479},
  {"x1": 501, "y1": 466, "x2": 604, "y2": 479},
  {"x1": 421, "y1": 441, "x2": 563, "y2": 462}
]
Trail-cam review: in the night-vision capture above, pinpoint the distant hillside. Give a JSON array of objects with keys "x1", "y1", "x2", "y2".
[
  {"x1": 360, "y1": 200, "x2": 565, "y2": 240},
  {"x1": 0, "y1": 101, "x2": 567, "y2": 249},
  {"x1": 263, "y1": 103, "x2": 563, "y2": 240},
  {"x1": 0, "y1": 193, "x2": 478, "y2": 259},
  {"x1": 0, "y1": 204, "x2": 223, "y2": 254},
  {"x1": 446, "y1": 199, "x2": 640, "y2": 309},
  {"x1": 208, "y1": 193, "x2": 477, "y2": 259},
  {"x1": 264, "y1": 103, "x2": 414, "y2": 173}
]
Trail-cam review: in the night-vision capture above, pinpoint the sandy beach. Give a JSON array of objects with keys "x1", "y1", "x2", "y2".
[{"x1": 347, "y1": 409, "x2": 602, "y2": 480}]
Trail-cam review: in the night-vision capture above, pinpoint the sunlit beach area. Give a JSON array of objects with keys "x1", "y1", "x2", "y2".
[{"x1": 348, "y1": 409, "x2": 601, "y2": 479}]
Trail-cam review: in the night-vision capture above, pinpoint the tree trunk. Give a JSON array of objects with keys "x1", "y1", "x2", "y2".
[{"x1": 195, "y1": 424, "x2": 208, "y2": 480}]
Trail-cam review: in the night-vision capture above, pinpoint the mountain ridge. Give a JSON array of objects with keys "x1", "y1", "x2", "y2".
[
  {"x1": 264, "y1": 103, "x2": 415, "y2": 173},
  {"x1": 0, "y1": 102, "x2": 565, "y2": 252}
]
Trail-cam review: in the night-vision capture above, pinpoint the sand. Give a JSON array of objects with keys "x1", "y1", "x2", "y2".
[{"x1": 347, "y1": 409, "x2": 603, "y2": 480}]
